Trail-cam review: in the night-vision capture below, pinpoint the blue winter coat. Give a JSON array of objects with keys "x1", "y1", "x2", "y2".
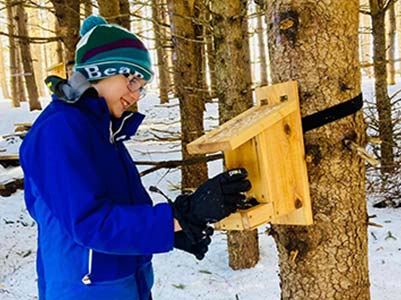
[{"x1": 20, "y1": 90, "x2": 174, "y2": 300}]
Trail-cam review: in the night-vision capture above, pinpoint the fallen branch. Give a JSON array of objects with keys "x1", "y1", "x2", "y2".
[
  {"x1": 0, "y1": 155, "x2": 20, "y2": 167},
  {"x1": 0, "y1": 178, "x2": 24, "y2": 197}
]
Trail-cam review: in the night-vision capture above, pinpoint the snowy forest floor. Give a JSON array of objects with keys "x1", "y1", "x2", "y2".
[{"x1": 1, "y1": 79, "x2": 401, "y2": 300}]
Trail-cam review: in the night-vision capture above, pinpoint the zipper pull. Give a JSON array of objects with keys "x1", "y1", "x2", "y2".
[{"x1": 81, "y1": 274, "x2": 92, "y2": 285}]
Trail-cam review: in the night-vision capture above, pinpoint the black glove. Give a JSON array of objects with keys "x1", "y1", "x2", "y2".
[
  {"x1": 172, "y1": 168, "x2": 251, "y2": 242},
  {"x1": 174, "y1": 228, "x2": 213, "y2": 260}
]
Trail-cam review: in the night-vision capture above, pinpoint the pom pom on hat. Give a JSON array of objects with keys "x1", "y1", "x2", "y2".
[
  {"x1": 74, "y1": 15, "x2": 154, "y2": 81},
  {"x1": 80, "y1": 15, "x2": 107, "y2": 37}
]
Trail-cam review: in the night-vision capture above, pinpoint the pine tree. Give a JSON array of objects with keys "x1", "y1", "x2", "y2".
[{"x1": 266, "y1": 1, "x2": 370, "y2": 298}]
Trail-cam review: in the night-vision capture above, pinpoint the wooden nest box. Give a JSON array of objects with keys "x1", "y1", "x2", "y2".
[{"x1": 187, "y1": 81, "x2": 313, "y2": 230}]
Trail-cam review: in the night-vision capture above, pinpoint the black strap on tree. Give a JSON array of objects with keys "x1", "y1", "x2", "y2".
[{"x1": 301, "y1": 93, "x2": 363, "y2": 132}]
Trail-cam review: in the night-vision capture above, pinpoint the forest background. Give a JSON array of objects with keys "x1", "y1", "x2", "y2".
[{"x1": 1, "y1": 1, "x2": 401, "y2": 300}]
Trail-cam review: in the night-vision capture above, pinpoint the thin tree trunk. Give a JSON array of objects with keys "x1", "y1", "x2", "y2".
[
  {"x1": 163, "y1": 2, "x2": 175, "y2": 97},
  {"x1": 119, "y1": 0, "x2": 130, "y2": 30},
  {"x1": 16, "y1": 50, "x2": 26, "y2": 103},
  {"x1": 256, "y1": 5, "x2": 268, "y2": 86},
  {"x1": 16, "y1": 2, "x2": 41, "y2": 111},
  {"x1": 152, "y1": 0, "x2": 170, "y2": 104},
  {"x1": 6, "y1": 0, "x2": 19, "y2": 107},
  {"x1": 31, "y1": 7, "x2": 45, "y2": 97},
  {"x1": 370, "y1": 0, "x2": 395, "y2": 173},
  {"x1": 396, "y1": 0, "x2": 401, "y2": 71},
  {"x1": 97, "y1": 0, "x2": 120, "y2": 24},
  {"x1": 211, "y1": 0, "x2": 259, "y2": 270},
  {"x1": 386, "y1": 1, "x2": 396, "y2": 85},
  {"x1": 55, "y1": 20, "x2": 64, "y2": 63},
  {"x1": 50, "y1": 0, "x2": 80, "y2": 62},
  {"x1": 360, "y1": 13, "x2": 373, "y2": 78},
  {"x1": 82, "y1": 0, "x2": 93, "y2": 18},
  {"x1": 266, "y1": 1, "x2": 370, "y2": 299},
  {"x1": 167, "y1": 0, "x2": 208, "y2": 189},
  {"x1": 131, "y1": 3, "x2": 143, "y2": 34},
  {"x1": 0, "y1": 40, "x2": 10, "y2": 99}
]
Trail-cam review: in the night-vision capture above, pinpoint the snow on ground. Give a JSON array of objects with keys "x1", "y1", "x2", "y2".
[{"x1": 1, "y1": 82, "x2": 401, "y2": 300}]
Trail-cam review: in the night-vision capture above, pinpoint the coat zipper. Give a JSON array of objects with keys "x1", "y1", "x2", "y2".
[
  {"x1": 82, "y1": 113, "x2": 135, "y2": 285},
  {"x1": 109, "y1": 113, "x2": 134, "y2": 144},
  {"x1": 81, "y1": 249, "x2": 93, "y2": 285}
]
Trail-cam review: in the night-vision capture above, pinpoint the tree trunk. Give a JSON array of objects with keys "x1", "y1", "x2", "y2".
[
  {"x1": 16, "y1": 49, "x2": 26, "y2": 102},
  {"x1": 266, "y1": 1, "x2": 370, "y2": 299},
  {"x1": 360, "y1": 12, "x2": 373, "y2": 78},
  {"x1": 396, "y1": 0, "x2": 401, "y2": 71},
  {"x1": 256, "y1": 5, "x2": 268, "y2": 86},
  {"x1": 370, "y1": 0, "x2": 395, "y2": 174},
  {"x1": 55, "y1": 20, "x2": 64, "y2": 63},
  {"x1": 31, "y1": 6, "x2": 46, "y2": 97},
  {"x1": 6, "y1": 0, "x2": 19, "y2": 107},
  {"x1": 0, "y1": 40, "x2": 10, "y2": 99},
  {"x1": 97, "y1": 0, "x2": 120, "y2": 24},
  {"x1": 131, "y1": 4, "x2": 143, "y2": 34},
  {"x1": 50, "y1": 0, "x2": 80, "y2": 62},
  {"x1": 152, "y1": 0, "x2": 170, "y2": 104},
  {"x1": 82, "y1": 0, "x2": 93, "y2": 18},
  {"x1": 386, "y1": 1, "x2": 396, "y2": 85},
  {"x1": 167, "y1": 0, "x2": 208, "y2": 189},
  {"x1": 163, "y1": 2, "x2": 175, "y2": 98},
  {"x1": 16, "y1": 2, "x2": 41, "y2": 111},
  {"x1": 211, "y1": 0, "x2": 259, "y2": 270},
  {"x1": 119, "y1": 0, "x2": 131, "y2": 30}
]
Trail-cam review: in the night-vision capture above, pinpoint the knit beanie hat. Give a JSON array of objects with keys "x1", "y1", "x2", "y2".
[{"x1": 74, "y1": 15, "x2": 153, "y2": 82}]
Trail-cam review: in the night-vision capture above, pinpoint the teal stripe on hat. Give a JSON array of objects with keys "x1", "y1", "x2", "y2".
[{"x1": 83, "y1": 48, "x2": 152, "y2": 71}]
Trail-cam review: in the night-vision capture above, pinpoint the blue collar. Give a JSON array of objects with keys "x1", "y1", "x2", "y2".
[{"x1": 52, "y1": 92, "x2": 145, "y2": 143}]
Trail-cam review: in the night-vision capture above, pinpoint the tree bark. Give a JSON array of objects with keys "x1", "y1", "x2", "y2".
[
  {"x1": 55, "y1": 20, "x2": 64, "y2": 63},
  {"x1": 97, "y1": 0, "x2": 120, "y2": 24},
  {"x1": 386, "y1": 1, "x2": 396, "y2": 85},
  {"x1": 396, "y1": 0, "x2": 401, "y2": 70},
  {"x1": 6, "y1": 0, "x2": 19, "y2": 107},
  {"x1": 370, "y1": 0, "x2": 395, "y2": 173},
  {"x1": 82, "y1": 0, "x2": 93, "y2": 18},
  {"x1": 266, "y1": 1, "x2": 370, "y2": 299},
  {"x1": 0, "y1": 38, "x2": 10, "y2": 99},
  {"x1": 152, "y1": 0, "x2": 170, "y2": 104},
  {"x1": 167, "y1": 0, "x2": 208, "y2": 189},
  {"x1": 16, "y1": 47, "x2": 26, "y2": 103},
  {"x1": 16, "y1": 2, "x2": 41, "y2": 111},
  {"x1": 211, "y1": 0, "x2": 259, "y2": 270},
  {"x1": 50, "y1": 0, "x2": 80, "y2": 62},
  {"x1": 31, "y1": 7, "x2": 46, "y2": 97},
  {"x1": 119, "y1": 0, "x2": 131, "y2": 30}
]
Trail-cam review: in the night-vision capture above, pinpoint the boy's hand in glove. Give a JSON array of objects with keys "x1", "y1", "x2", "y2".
[
  {"x1": 174, "y1": 225, "x2": 213, "y2": 260},
  {"x1": 172, "y1": 168, "x2": 251, "y2": 242}
]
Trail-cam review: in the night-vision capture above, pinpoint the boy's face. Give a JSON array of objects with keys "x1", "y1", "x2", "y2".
[{"x1": 93, "y1": 74, "x2": 147, "y2": 118}]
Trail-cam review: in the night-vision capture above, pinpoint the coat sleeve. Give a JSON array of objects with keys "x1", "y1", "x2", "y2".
[{"x1": 21, "y1": 112, "x2": 174, "y2": 255}]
